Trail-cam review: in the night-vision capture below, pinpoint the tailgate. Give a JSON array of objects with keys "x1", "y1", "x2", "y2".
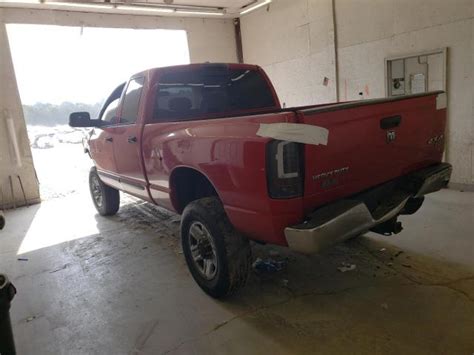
[{"x1": 298, "y1": 91, "x2": 447, "y2": 210}]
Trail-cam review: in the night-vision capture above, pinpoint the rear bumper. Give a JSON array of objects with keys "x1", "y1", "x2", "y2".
[{"x1": 284, "y1": 163, "x2": 452, "y2": 254}]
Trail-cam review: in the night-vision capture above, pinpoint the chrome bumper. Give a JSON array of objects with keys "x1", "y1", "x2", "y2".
[{"x1": 285, "y1": 163, "x2": 452, "y2": 254}]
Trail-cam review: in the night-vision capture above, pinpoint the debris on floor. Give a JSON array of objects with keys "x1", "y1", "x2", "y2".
[
  {"x1": 337, "y1": 263, "x2": 357, "y2": 272},
  {"x1": 252, "y1": 258, "x2": 287, "y2": 273},
  {"x1": 169, "y1": 217, "x2": 180, "y2": 225},
  {"x1": 212, "y1": 318, "x2": 232, "y2": 331},
  {"x1": 49, "y1": 264, "x2": 70, "y2": 273},
  {"x1": 17, "y1": 257, "x2": 28, "y2": 261},
  {"x1": 379, "y1": 248, "x2": 386, "y2": 252},
  {"x1": 394, "y1": 251, "x2": 404, "y2": 257},
  {"x1": 268, "y1": 249, "x2": 280, "y2": 258}
]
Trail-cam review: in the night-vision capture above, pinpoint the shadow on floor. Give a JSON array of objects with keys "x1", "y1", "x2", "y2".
[{"x1": 1, "y1": 194, "x2": 473, "y2": 354}]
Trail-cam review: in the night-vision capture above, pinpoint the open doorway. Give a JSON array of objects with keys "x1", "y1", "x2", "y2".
[{"x1": 6, "y1": 24, "x2": 190, "y2": 200}]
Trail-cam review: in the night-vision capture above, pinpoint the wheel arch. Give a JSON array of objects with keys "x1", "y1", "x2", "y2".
[{"x1": 169, "y1": 166, "x2": 222, "y2": 214}]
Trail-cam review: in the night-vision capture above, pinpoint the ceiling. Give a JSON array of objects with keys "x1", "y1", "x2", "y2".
[{"x1": 0, "y1": 0, "x2": 272, "y2": 17}]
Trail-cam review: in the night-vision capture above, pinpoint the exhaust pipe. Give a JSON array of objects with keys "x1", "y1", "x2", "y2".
[{"x1": 370, "y1": 217, "x2": 403, "y2": 236}]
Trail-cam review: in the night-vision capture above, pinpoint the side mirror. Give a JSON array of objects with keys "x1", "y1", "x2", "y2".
[
  {"x1": 69, "y1": 112, "x2": 103, "y2": 127},
  {"x1": 69, "y1": 112, "x2": 91, "y2": 127}
]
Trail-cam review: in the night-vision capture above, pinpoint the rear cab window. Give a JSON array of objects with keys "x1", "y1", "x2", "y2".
[{"x1": 152, "y1": 65, "x2": 277, "y2": 122}]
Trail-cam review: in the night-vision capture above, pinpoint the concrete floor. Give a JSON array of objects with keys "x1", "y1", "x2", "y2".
[{"x1": 0, "y1": 188, "x2": 473, "y2": 354}]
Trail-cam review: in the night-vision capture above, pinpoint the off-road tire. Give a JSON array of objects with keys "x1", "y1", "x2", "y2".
[
  {"x1": 181, "y1": 197, "x2": 252, "y2": 298},
  {"x1": 89, "y1": 167, "x2": 120, "y2": 216}
]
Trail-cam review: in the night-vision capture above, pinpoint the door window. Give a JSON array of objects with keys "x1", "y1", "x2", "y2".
[
  {"x1": 102, "y1": 98, "x2": 120, "y2": 124},
  {"x1": 98, "y1": 82, "x2": 125, "y2": 125},
  {"x1": 121, "y1": 77, "x2": 145, "y2": 124}
]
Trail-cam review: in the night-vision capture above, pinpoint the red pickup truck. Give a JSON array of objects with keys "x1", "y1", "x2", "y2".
[{"x1": 70, "y1": 63, "x2": 451, "y2": 298}]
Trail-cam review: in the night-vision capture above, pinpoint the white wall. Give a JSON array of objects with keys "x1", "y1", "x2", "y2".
[
  {"x1": 240, "y1": 0, "x2": 474, "y2": 187},
  {"x1": 0, "y1": 7, "x2": 237, "y2": 207},
  {"x1": 240, "y1": 0, "x2": 337, "y2": 107}
]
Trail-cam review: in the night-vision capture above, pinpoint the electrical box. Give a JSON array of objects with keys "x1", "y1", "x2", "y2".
[{"x1": 386, "y1": 48, "x2": 447, "y2": 97}]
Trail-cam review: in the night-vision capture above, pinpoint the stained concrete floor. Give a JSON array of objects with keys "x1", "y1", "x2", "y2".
[{"x1": 0, "y1": 188, "x2": 473, "y2": 354}]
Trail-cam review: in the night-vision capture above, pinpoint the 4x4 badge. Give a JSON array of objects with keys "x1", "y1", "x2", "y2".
[{"x1": 387, "y1": 130, "x2": 396, "y2": 143}]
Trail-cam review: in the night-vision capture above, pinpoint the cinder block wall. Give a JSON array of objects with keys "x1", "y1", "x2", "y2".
[
  {"x1": 0, "y1": 7, "x2": 237, "y2": 208},
  {"x1": 241, "y1": 0, "x2": 474, "y2": 188},
  {"x1": 241, "y1": 0, "x2": 338, "y2": 107}
]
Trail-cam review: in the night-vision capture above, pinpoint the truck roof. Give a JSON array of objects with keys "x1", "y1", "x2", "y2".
[{"x1": 130, "y1": 63, "x2": 261, "y2": 78}]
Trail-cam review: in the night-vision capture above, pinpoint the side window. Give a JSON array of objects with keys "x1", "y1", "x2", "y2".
[
  {"x1": 98, "y1": 82, "x2": 125, "y2": 125},
  {"x1": 102, "y1": 98, "x2": 120, "y2": 124},
  {"x1": 120, "y1": 77, "x2": 145, "y2": 124}
]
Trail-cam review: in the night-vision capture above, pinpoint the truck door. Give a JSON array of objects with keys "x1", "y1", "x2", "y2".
[
  {"x1": 88, "y1": 91, "x2": 123, "y2": 191},
  {"x1": 113, "y1": 76, "x2": 150, "y2": 200}
]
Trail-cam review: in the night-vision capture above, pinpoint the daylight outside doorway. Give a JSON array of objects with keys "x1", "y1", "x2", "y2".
[{"x1": 7, "y1": 24, "x2": 190, "y2": 200}]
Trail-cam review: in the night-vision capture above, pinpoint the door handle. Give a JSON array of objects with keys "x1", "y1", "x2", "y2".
[
  {"x1": 105, "y1": 137, "x2": 113, "y2": 142},
  {"x1": 127, "y1": 136, "x2": 137, "y2": 144},
  {"x1": 380, "y1": 115, "x2": 401, "y2": 129}
]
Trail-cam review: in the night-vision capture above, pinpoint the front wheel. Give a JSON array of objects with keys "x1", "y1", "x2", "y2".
[
  {"x1": 89, "y1": 167, "x2": 120, "y2": 216},
  {"x1": 181, "y1": 197, "x2": 251, "y2": 298}
]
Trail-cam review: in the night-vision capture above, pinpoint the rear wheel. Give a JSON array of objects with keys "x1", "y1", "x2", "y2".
[
  {"x1": 181, "y1": 197, "x2": 251, "y2": 298},
  {"x1": 89, "y1": 167, "x2": 120, "y2": 216}
]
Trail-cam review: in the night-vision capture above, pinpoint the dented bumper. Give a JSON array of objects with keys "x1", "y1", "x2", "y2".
[{"x1": 284, "y1": 163, "x2": 452, "y2": 254}]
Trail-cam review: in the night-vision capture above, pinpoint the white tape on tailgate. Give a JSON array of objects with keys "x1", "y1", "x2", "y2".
[
  {"x1": 436, "y1": 93, "x2": 447, "y2": 110},
  {"x1": 256, "y1": 123, "x2": 328, "y2": 146}
]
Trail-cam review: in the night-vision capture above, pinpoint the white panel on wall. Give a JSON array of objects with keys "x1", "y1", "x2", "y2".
[{"x1": 386, "y1": 48, "x2": 446, "y2": 97}]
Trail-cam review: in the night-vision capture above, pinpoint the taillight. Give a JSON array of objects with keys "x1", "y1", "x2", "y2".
[{"x1": 266, "y1": 140, "x2": 304, "y2": 198}]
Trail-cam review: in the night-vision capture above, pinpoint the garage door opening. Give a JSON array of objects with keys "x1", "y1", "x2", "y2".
[{"x1": 6, "y1": 24, "x2": 190, "y2": 200}]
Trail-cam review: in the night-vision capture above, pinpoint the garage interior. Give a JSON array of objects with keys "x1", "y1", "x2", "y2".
[{"x1": 0, "y1": 0, "x2": 473, "y2": 354}]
